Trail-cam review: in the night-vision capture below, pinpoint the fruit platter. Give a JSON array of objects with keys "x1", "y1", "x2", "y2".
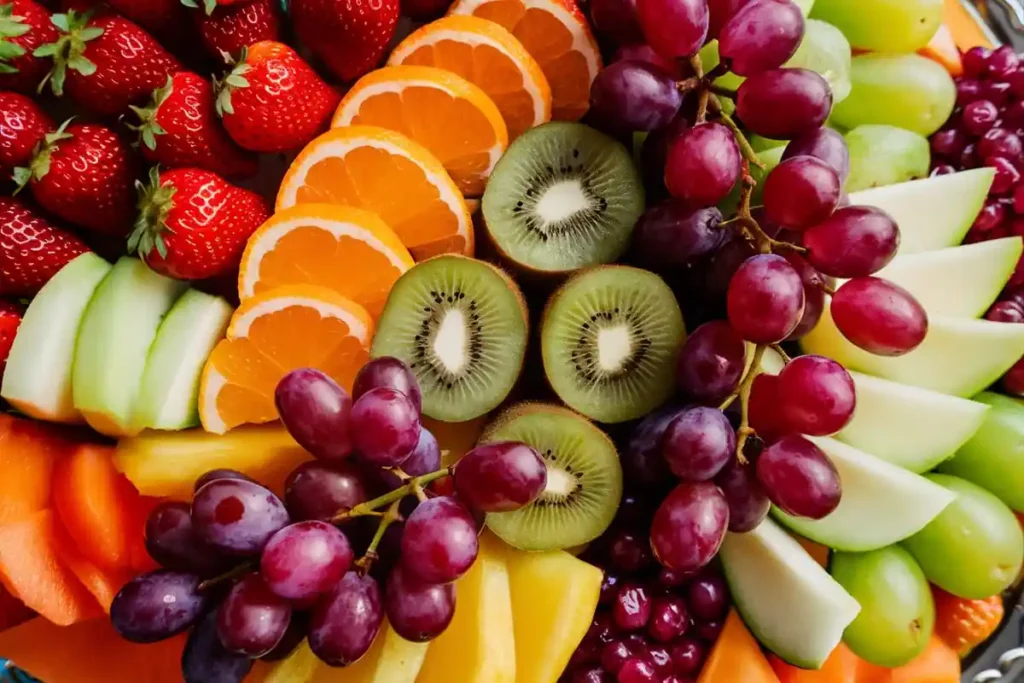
[{"x1": 1, "y1": 0, "x2": 1024, "y2": 680}]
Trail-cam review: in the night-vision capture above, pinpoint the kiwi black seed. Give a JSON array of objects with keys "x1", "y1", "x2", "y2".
[
  {"x1": 370, "y1": 254, "x2": 528, "y2": 422},
  {"x1": 481, "y1": 121, "x2": 645, "y2": 274},
  {"x1": 540, "y1": 265, "x2": 686, "y2": 423},
  {"x1": 479, "y1": 402, "x2": 623, "y2": 551}
]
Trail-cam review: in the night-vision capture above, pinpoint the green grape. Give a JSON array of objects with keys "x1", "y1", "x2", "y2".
[
  {"x1": 749, "y1": 135, "x2": 786, "y2": 152},
  {"x1": 718, "y1": 145, "x2": 783, "y2": 214},
  {"x1": 903, "y1": 474, "x2": 1024, "y2": 600},
  {"x1": 830, "y1": 547, "x2": 934, "y2": 668},
  {"x1": 810, "y1": 0, "x2": 942, "y2": 52},
  {"x1": 832, "y1": 53, "x2": 956, "y2": 137},
  {"x1": 844, "y1": 124, "x2": 930, "y2": 192},
  {"x1": 939, "y1": 392, "x2": 1024, "y2": 513}
]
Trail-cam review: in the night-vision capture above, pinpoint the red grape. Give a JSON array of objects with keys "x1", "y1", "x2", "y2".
[
  {"x1": 777, "y1": 355, "x2": 856, "y2": 436},
  {"x1": 216, "y1": 573, "x2": 292, "y2": 657},
  {"x1": 707, "y1": 0, "x2": 751, "y2": 39},
  {"x1": 353, "y1": 356, "x2": 422, "y2": 413},
  {"x1": 1002, "y1": 356, "x2": 1024, "y2": 396},
  {"x1": 182, "y1": 609, "x2": 253, "y2": 683},
  {"x1": 608, "y1": 529, "x2": 653, "y2": 572},
  {"x1": 192, "y1": 479, "x2": 290, "y2": 556},
  {"x1": 648, "y1": 596, "x2": 689, "y2": 642},
  {"x1": 284, "y1": 460, "x2": 368, "y2": 522},
  {"x1": 260, "y1": 521, "x2": 353, "y2": 602},
  {"x1": 783, "y1": 127, "x2": 850, "y2": 182},
  {"x1": 737, "y1": 68, "x2": 832, "y2": 139},
  {"x1": 803, "y1": 206, "x2": 900, "y2": 277},
  {"x1": 986, "y1": 156, "x2": 1021, "y2": 194},
  {"x1": 727, "y1": 254, "x2": 806, "y2": 343},
  {"x1": 144, "y1": 501, "x2": 232, "y2": 576},
  {"x1": 665, "y1": 122, "x2": 741, "y2": 207},
  {"x1": 624, "y1": 404, "x2": 682, "y2": 487},
  {"x1": 632, "y1": 201, "x2": 726, "y2": 269},
  {"x1": 719, "y1": 0, "x2": 804, "y2": 76},
  {"x1": 454, "y1": 441, "x2": 547, "y2": 512},
  {"x1": 675, "y1": 320, "x2": 747, "y2": 404},
  {"x1": 782, "y1": 251, "x2": 828, "y2": 341},
  {"x1": 763, "y1": 156, "x2": 841, "y2": 231},
  {"x1": 650, "y1": 482, "x2": 729, "y2": 573},
  {"x1": 613, "y1": 44, "x2": 685, "y2": 78},
  {"x1": 308, "y1": 571, "x2": 384, "y2": 667},
  {"x1": 636, "y1": 0, "x2": 709, "y2": 60},
  {"x1": 589, "y1": 0, "x2": 644, "y2": 46},
  {"x1": 978, "y1": 128, "x2": 1023, "y2": 160},
  {"x1": 640, "y1": 116, "x2": 689, "y2": 193},
  {"x1": 110, "y1": 571, "x2": 209, "y2": 643},
  {"x1": 379, "y1": 426, "x2": 442, "y2": 490},
  {"x1": 602, "y1": 639, "x2": 636, "y2": 674},
  {"x1": 670, "y1": 637, "x2": 707, "y2": 675},
  {"x1": 987, "y1": 300, "x2": 1024, "y2": 323},
  {"x1": 275, "y1": 368, "x2": 354, "y2": 462},
  {"x1": 756, "y1": 435, "x2": 841, "y2": 519},
  {"x1": 748, "y1": 373, "x2": 791, "y2": 442},
  {"x1": 589, "y1": 60, "x2": 683, "y2": 132},
  {"x1": 400, "y1": 496, "x2": 479, "y2": 584},
  {"x1": 831, "y1": 277, "x2": 928, "y2": 356},
  {"x1": 571, "y1": 665, "x2": 612, "y2": 682},
  {"x1": 662, "y1": 407, "x2": 736, "y2": 482},
  {"x1": 619, "y1": 658, "x2": 658, "y2": 683},
  {"x1": 193, "y1": 469, "x2": 254, "y2": 492},
  {"x1": 612, "y1": 583, "x2": 651, "y2": 631},
  {"x1": 962, "y1": 100, "x2": 999, "y2": 136},
  {"x1": 714, "y1": 458, "x2": 770, "y2": 532},
  {"x1": 351, "y1": 387, "x2": 421, "y2": 467},
  {"x1": 688, "y1": 572, "x2": 729, "y2": 621},
  {"x1": 384, "y1": 564, "x2": 456, "y2": 642}
]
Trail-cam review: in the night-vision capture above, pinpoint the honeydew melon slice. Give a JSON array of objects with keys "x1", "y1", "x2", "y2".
[
  {"x1": 133, "y1": 289, "x2": 233, "y2": 432},
  {"x1": 772, "y1": 437, "x2": 957, "y2": 551},
  {"x1": 72, "y1": 258, "x2": 188, "y2": 437},
  {"x1": 719, "y1": 518, "x2": 861, "y2": 669},
  {"x1": 0, "y1": 253, "x2": 111, "y2": 422},
  {"x1": 847, "y1": 168, "x2": 994, "y2": 256}
]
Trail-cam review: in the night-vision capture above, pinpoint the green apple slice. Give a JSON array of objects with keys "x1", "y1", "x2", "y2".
[
  {"x1": 133, "y1": 289, "x2": 234, "y2": 432},
  {"x1": 73, "y1": 257, "x2": 189, "y2": 437},
  {"x1": 801, "y1": 308, "x2": 1024, "y2": 397},
  {"x1": 719, "y1": 518, "x2": 861, "y2": 668},
  {"x1": 0, "y1": 253, "x2": 112, "y2": 422},
  {"x1": 847, "y1": 168, "x2": 995, "y2": 256},
  {"x1": 873, "y1": 237, "x2": 1022, "y2": 318},
  {"x1": 772, "y1": 437, "x2": 956, "y2": 551}
]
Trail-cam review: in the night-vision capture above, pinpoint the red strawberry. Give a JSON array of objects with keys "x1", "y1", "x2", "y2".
[
  {"x1": 13, "y1": 121, "x2": 139, "y2": 235},
  {"x1": 0, "y1": 91, "x2": 53, "y2": 171},
  {"x1": 194, "y1": 0, "x2": 280, "y2": 59},
  {"x1": 215, "y1": 41, "x2": 339, "y2": 153},
  {"x1": 0, "y1": 299, "x2": 23, "y2": 380},
  {"x1": 183, "y1": 0, "x2": 253, "y2": 16},
  {"x1": 0, "y1": 0, "x2": 60, "y2": 93},
  {"x1": 106, "y1": 0, "x2": 194, "y2": 48},
  {"x1": 130, "y1": 73, "x2": 258, "y2": 178},
  {"x1": 129, "y1": 166, "x2": 270, "y2": 280},
  {"x1": 291, "y1": 0, "x2": 398, "y2": 82},
  {"x1": 0, "y1": 196, "x2": 91, "y2": 296},
  {"x1": 38, "y1": 9, "x2": 183, "y2": 115}
]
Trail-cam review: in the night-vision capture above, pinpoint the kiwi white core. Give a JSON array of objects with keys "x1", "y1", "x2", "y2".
[
  {"x1": 597, "y1": 325, "x2": 632, "y2": 371},
  {"x1": 536, "y1": 179, "x2": 592, "y2": 225},
  {"x1": 544, "y1": 465, "x2": 579, "y2": 498},
  {"x1": 433, "y1": 309, "x2": 468, "y2": 373}
]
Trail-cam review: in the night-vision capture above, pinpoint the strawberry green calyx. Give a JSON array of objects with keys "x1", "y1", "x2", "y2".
[
  {"x1": 34, "y1": 10, "x2": 103, "y2": 96},
  {"x1": 181, "y1": 0, "x2": 219, "y2": 16},
  {"x1": 11, "y1": 117, "x2": 74, "y2": 191},
  {"x1": 213, "y1": 46, "x2": 251, "y2": 117},
  {"x1": 0, "y1": 4, "x2": 30, "y2": 74},
  {"x1": 128, "y1": 76, "x2": 173, "y2": 150},
  {"x1": 129, "y1": 166, "x2": 176, "y2": 261}
]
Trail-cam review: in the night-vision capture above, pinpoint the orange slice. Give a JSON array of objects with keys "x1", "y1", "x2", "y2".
[
  {"x1": 447, "y1": 0, "x2": 601, "y2": 121},
  {"x1": 277, "y1": 126, "x2": 474, "y2": 261},
  {"x1": 199, "y1": 285, "x2": 373, "y2": 434},
  {"x1": 387, "y1": 15, "x2": 552, "y2": 140},
  {"x1": 333, "y1": 66, "x2": 509, "y2": 198},
  {"x1": 237, "y1": 204, "x2": 414, "y2": 319}
]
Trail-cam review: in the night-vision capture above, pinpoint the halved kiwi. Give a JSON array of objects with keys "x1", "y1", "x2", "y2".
[
  {"x1": 541, "y1": 265, "x2": 686, "y2": 423},
  {"x1": 371, "y1": 255, "x2": 528, "y2": 422},
  {"x1": 479, "y1": 402, "x2": 623, "y2": 551},
  {"x1": 481, "y1": 122, "x2": 645, "y2": 274}
]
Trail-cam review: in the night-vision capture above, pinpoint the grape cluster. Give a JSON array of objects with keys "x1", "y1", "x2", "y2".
[{"x1": 108, "y1": 358, "x2": 547, "y2": 682}]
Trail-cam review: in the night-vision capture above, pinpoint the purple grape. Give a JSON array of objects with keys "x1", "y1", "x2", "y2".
[
  {"x1": 602, "y1": 639, "x2": 635, "y2": 675},
  {"x1": 182, "y1": 609, "x2": 254, "y2": 683},
  {"x1": 379, "y1": 427, "x2": 442, "y2": 492},
  {"x1": 636, "y1": 0, "x2": 709, "y2": 59},
  {"x1": 191, "y1": 479, "x2": 290, "y2": 556},
  {"x1": 777, "y1": 355, "x2": 856, "y2": 436},
  {"x1": 670, "y1": 637, "x2": 707, "y2": 675},
  {"x1": 831, "y1": 277, "x2": 928, "y2": 356},
  {"x1": 714, "y1": 458, "x2": 770, "y2": 532},
  {"x1": 719, "y1": 0, "x2": 804, "y2": 76},
  {"x1": 675, "y1": 320, "x2": 747, "y2": 405},
  {"x1": 612, "y1": 583, "x2": 651, "y2": 631},
  {"x1": 783, "y1": 127, "x2": 850, "y2": 182},
  {"x1": 400, "y1": 496, "x2": 479, "y2": 584},
  {"x1": 260, "y1": 521, "x2": 353, "y2": 602},
  {"x1": 260, "y1": 614, "x2": 308, "y2": 661},
  {"x1": 589, "y1": 60, "x2": 683, "y2": 132},
  {"x1": 613, "y1": 43, "x2": 685, "y2": 78},
  {"x1": 144, "y1": 501, "x2": 233, "y2": 576},
  {"x1": 648, "y1": 596, "x2": 689, "y2": 642},
  {"x1": 453, "y1": 441, "x2": 547, "y2": 513},
  {"x1": 688, "y1": 573, "x2": 729, "y2": 622},
  {"x1": 782, "y1": 251, "x2": 828, "y2": 341},
  {"x1": 353, "y1": 356, "x2": 422, "y2": 413},
  {"x1": 589, "y1": 0, "x2": 644, "y2": 45},
  {"x1": 650, "y1": 482, "x2": 729, "y2": 573},
  {"x1": 110, "y1": 570, "x2": 209, "y2": 643},
  {"x1": 661, "y1": 407, "x2": 736, "y2": 482},
  {"x1": 624, "y1": 404, "x2": 682, "y2": 487},
  {"x1": 384, "y1": 564, "x2": 456, "y2": 642},
  {"x1": 640, "y1": 116, "x2": 689, "y2": 194},
  {"x1": 350, "y1": 387, "x2": 421, "y2": 467},
  {"x1": 665, "y1": 122, "x2": 741, "y2": 207},
  {"x1": 763, "y1": 156, "x2": 842, "y2": 231},
  {"x1": 619, "y1": 658, "x2": 658, "y2": 683},
  {"x1": 631, "y1": 200, "x2": 726, "y2": 269},
  {"x1": 284, "y1": 460, "x2": 369, "y2": 522},
  {"x1": 274, "y1": 368, "x2": 354, "y2": 462},
  {"x1": 570, "y1": 665, "x2": 614, "y2": 683},
  {"x1": 193, "y1": 469, "x2": 254, "y2": 493},
  {"x1": 726, "y1": 253, "x2": 806, "y2": 344},
  {"x1": 216, "y1": 573, "x2": 292, "y2": 657},
  {"x1": 737, "y1": 68, "x2": 833, "y2": 139},
  {"x1": 608, "y1": 528, "x2": 653, "y2": 573},
  {"x1": 649, "y1": 646, "x2": 675, "y2": 678},
  {"x1": 803, "y1": 206, "x2": 900, "y2": 278},
  {"x1": 697, "y1": 619, "x2": 725, "y2": 642},
  {"x1": 706, "y1": 237, "x2": 758, "y2": 300},
  {"x1": 308, "y1": 571, "x2": 384, "y2": 667},
  {"x1": 756, "y1": 435, "x2": 842, "y2": 519}
]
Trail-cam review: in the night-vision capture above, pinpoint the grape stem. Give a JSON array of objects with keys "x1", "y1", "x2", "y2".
[
  {"x1": 354, "y1": 499, "x2": 403, "y2": 575},
  {"x1": 331, "y1": 467, "x2": 452, "y2": 524},
  {"x1": 198, "y1": 562, "x2": 253, "y2": 592},
  {"x1": 711, "y1": 99, "x2": 764, "y2": 170},
  {"x1": 733, "y1": 344, "x2": 767, "y2": 464},
  {"x1": 771, "y1": 343, "x2": 793, "y2": 364},
  {"x1": 708, "y1": 84, "x2": 735, "y2": 99}
]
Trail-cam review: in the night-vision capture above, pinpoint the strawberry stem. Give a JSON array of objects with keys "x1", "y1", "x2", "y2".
[
  {"x1": 33, "y1": 10, "x2": 103, "y2": 97},
  {"x1": 128, "y1": 166, "x2": 176, "y2": 261},
  {"x1": 212, "y1": 47, "x2": 251, "y2": 118},
  {"x1": 0, "y1": 4, "x2": 30, "y2": 74},
  {"x1": 127, "y1": 76, "x2": 173, "y2": 150}
]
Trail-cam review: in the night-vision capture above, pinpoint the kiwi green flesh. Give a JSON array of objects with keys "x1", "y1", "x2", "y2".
[
  {"x1": 541, "y1": 266, "x2": 686, "y2": 424},
  {"x1": 480, "y1": 403, "x2": 623, "y2": 551},
  {"x1": 371, "y1": 255, "x2": 528, "y2": 423},
  {"x1": 481, "y1": 122, "x2": 645, "y2": 273}
]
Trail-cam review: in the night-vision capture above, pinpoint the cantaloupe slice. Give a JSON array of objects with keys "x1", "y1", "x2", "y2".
[
  {"x1": 697, "y1": 611, "x2": 781, "y2": 683},
  {"x1": 769, "y1": 637, "x2": 960, "y2": 683},
  {"x1": 54, "y1": 525, "x2": 132, "y2": 613},
  {"x1": 0, "y1": 414, "x2": 75, "y2": 526},
  {"x1": 886, "y1": 636, "x2": 960, "y2": 683},
  {"x1": 770, "y1": 643, "x2": 860, "y2": 683}
]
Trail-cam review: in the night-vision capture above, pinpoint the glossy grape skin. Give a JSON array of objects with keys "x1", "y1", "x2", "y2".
[
  {"x1": 662, "y1": 407, "x2": 736, "y2": 482},
  {"x1": 379, "y1": 427, "x2": 442, "y2": 490},
  {"x1": 831, "y1": 277, "x2": 928, "y2": 356},
  {"x1": 454, "y1": 441, "x2": 547, "y2": 513},
  {"x1": 763, "y1": 157, "x2": 842, "y2": 231},
  {"x1": 810, "y1": 0, "x2": 941, "y2": 53},
  {"x1": 589, "y1": 61, "x2": 683, "y2": 132},
  {"x1": 353, "y1": 356, "x2": 422, "y2": 413},
  {"x1": 384, "y1": 565, "x2": 456, "y2": 642},
  {"x1": 707, "y1": 0, "x2": 751, "y2": 39},
  {"x1": 640, "y1": 116, "x2": 689, "y2": 194},
  {"x1": 589, "y1": 0, "x2": 644, "y2": 45},
  {"x1": 777, "y1": 355, "x2": 856, "y2": 436},
  {"x1": 714, "y1": 458, "x2": 771, "y2": 532},
  {"x1": 665, "y1": 123, "x2": 741, "y2": 207},
  {"x1": 216, "y1": 573, "x2": 292, "y2": 657},
  {"x1": 719, "y1": 0, "x2": 804, "y2": 76},
  {"x1": 706, "y1": 238, "x2": 757, "y2": 301},
  {"x1": 631, "y1": 201, "x2": 726, "y2": 270},
  {"x1": 400, "y1": 497, "x2": 479, "y2": 584},
  {"x1": 737, "y1": 68, "x2": 832, "y2": 139},
  {"x1": 783, "y1": 127, "x2": 850, "y2": 182},
  {"x1": 182, "y1": 609, "x2": 254, "y2": 683},
  {"x1": 636, "y1": 0, "x2": 709, "y2": 60},
  {"x1": 260, "y1": 521, "x2": 353, "y2": 602},
  {"x1": 756, "y1": 435, "x2": 842, "y2": 519},
  {"x1": 649, "y1": 482, "x2": 729, "y2": 573},
  {"x1": 308, "y1": 571, "x2": 384, "y2": 667},
  {"x1": 110, "y1": 571, "x2": 209, "y2": 643},
  {"x1": 193, "y1": 469, "x2": 254, "y2": 492},
  {"x1": 689, "y1": 571, "x2": 729, "y2": 621},
  {"x1": 624, "y1": 404, "x2": 683, "y2": 487},
  {"x1": 275, "y1": 368, "x2": 354, "y2": 462},
  {"x1": 284, "y1": 460, "x2": 369, "y2": 522},
  {"x1": 782, "y1": 251, "x2": 828, "y2": 341},
  {"x1": 144, "y1": 501, "x2": 232, "y2": 577},
  {"x1": 192, "y1": 479, "x2": 290, "y2": 556},
  {"x1": 351, "y1": 387, "x2": 421, "y2": 467},
  {"x1": 748, "y1": 373, "x2": 791, "y2": 442},
  {"x1": 727, "y1": 254, "x2": 806, "y2": 344},
  {"x1": 802, "y1": 206, "x2": 900, "y2": 278},
  {"x1": 675, "y1": 321, "x2": 747, "y2": 405},
  {"x1": 613, "y1": 44, "x2": 685, "y2": 78},
  {"x1": 845, "y1": 124, "x2": 930, "y2": 193}
]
